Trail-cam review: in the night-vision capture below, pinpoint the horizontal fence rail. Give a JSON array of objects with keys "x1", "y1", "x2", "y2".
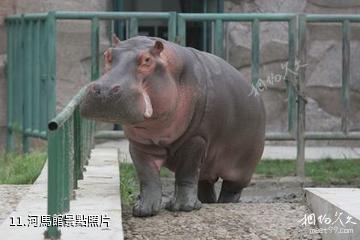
[
  {"x1": 5, "y1": 11, "x2": 360, "y2": 239},
  {"x1": 46, "y1": 86, "x2": 95, "y2": 238}
]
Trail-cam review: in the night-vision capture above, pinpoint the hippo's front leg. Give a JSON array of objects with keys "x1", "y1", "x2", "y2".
[
  {"x1": 166, "y1": 136, "x2": 205, "y2": 212},
  {"x1": 130, "y1": 143, "x2": 162, "y2": 217}
]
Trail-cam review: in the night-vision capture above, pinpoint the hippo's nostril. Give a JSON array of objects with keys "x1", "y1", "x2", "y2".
[
  {"x1": 90, "y1": 83, "x2": 101, "y2": 96},
  {"x1": 110, "y1": 84, "x2": 121, "y2": 94}
]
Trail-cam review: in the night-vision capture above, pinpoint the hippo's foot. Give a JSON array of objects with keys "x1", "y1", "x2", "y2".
[
  {"x1": 217, "y1": 180, "x2": 244, "y2": 203},
  {"x1": 165, "y1": 184, "x2": 202, "y2": 212},
  {"x1": 132, "y1": 196, "x2": 161, "y2": 217},
  {"x1": 165, "y1": 197, "x2": 202, "y2": 212}
]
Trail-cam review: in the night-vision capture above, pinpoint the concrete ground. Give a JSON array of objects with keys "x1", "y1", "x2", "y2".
[{"x1": 0, "y1": 148, "x2": 123, "y2": 240}]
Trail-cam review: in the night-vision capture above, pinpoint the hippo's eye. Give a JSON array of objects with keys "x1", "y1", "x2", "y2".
[{"x1": 144, "y1": 57, "x2": 151, "y2": 64}]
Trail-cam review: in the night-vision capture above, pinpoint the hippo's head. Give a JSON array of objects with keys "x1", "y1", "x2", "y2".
[{"x1": 80, "y1": 36, "x2": 181, "y2": 126}]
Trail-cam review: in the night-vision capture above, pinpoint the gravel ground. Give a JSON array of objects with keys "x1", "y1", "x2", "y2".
[
  {"x1": 122, "y1": 176, "x2": 322, "y2": 240},
  {"x1": 0, "y1": 185, "x2": 30, "y2": 225},
  {"x1": 122, "y1": 203, "x2": 321, "y2": 240}
]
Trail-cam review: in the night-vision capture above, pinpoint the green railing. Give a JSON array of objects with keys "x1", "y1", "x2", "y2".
[
  {"x1": 46, "y1": 86, "x2": 94, "y2": 238},
  {"x1": 5, "y1": 11, "x2": 360, "y2": 239},
  {"x1": 6, "y1": 12, "x2": 57, "y2": 152}
]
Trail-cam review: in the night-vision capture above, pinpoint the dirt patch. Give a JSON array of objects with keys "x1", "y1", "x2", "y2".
[{"x1": 123, "y1": 203, "x2": 321, "y2": 240}]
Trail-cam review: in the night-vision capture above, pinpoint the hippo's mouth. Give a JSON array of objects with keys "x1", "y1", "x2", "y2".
[{"x1": 79, "y1": 88, "x2": 154, "y2": 125}]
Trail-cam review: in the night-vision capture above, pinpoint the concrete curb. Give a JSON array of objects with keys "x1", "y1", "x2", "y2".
[{"x1": 305, "y1": 188, "x2": 360, "y2": 240}]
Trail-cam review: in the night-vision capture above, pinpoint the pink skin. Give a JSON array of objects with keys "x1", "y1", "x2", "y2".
[
  {"x1": 124, "y1": 86, "x2": 196, "y2": 171},
  {"x1": 99, "y1": 39, "x2": 196, "y2": 172}
]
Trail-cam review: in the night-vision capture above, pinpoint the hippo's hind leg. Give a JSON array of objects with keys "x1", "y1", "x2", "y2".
[
  {"x1": 218, "y1": 180, "x2": 248, "y2": 203},
  {"x1": 198, "y1": 180, "x2": 217, "y2": 203}
]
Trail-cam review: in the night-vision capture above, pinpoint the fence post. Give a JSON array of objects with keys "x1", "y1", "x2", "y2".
[
  {"x1": 214, "y1": 19, "x2": 223, "y2": 58},
  {"x1": 33, "y1": 20, "x2": 41, "y2": 134},
  {"x1": 6, "y1": 20, "x2": 15, "y2": 151},
  {"x1": 129, "y1": 17, "x2": 138, "y2": 38},
  {"x1": 177, "y1": 15, "x2": 186, "y2": 46},
  {"x1": 40, "y1": 20, "x2": 48, "y2": 135},
  {"x1": 296, "y1": 14, "x2": 306, "y2": 178},
  {"x1": 90, "y1": 17, "x2": 99, "y2": 150},
  {"x1": 341, "y1": 20, "x2": 350, "y2": 134},
  {"x1": 91, "y1": 17, "x2": 100, "y2": 81},
  {"x1": 168, "y1": 12, "x2": 177, "y2": 42},
  {"x1": 20, "y1": 15, "x2": 30, "y2": 153},
  {"x1": 46, "y1": 129, "x2": 62, "y2": 239},
  {"x1": 288, "y1": 16, "x2": 297, "y2": 134},
  {"x1": 47, "y1": 11, "x2": 57, "y2": 121},
  {"x1": 251, "y1": 19, "x2": 260, "y2": 87},
  {"x1": 45, "y1": 11, "x2": 61, "y2": 240}
]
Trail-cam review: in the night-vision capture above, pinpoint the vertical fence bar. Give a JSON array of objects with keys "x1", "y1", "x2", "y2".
[
  {"x1": 80, "y1": 118, "x2": 86, "y2": 176},
  {"x1": 90, "y1": 17, "x2": 100, "y2": 153},
  {"x1": 63, "y1": 121, "x2": 71, "y2": 211},
  {"x1": 45, "y1": 11, "x2": 60, "y2": 240},
  {"x1": 178, "y1": 16, "x2": 186, "y2": 46},
  {"x1": 33, "y1": 20, "x2": 41, "y2": 134},
  {"x1": 68, "y1": 115, "x2": 75, "y2": 200},
  {"x1": 251, "y1": 19, "x2": 260, "y2": 86},
  {"x1": 46, "y1": 129, "x2": 62, "y2": 239},
  {"x1": 23, "y1": 21, "x2": 33, "y2": 137},
  {"x1": 296, "y1": 15, "x2": 306, "y2": 178},
  {"x1": 73, "y1": 107, "x2": 82, "y2": 189},
  {"x1": 214, "y1": 19, "x2": 223, "y2": 58},
  {"x1": 202, "y1": 0, "x2": 208, "y2": 51},
  {"x1": 47, "y1": 11, "x2": 57, "y2": 120},
  {"x1": 91, "y1": 17, "x2": 100, "y2": 81},
  {"x1": 15, "y1": 19, "x2": 24, "y2": 131},
  {"x1": 287, "y1": 16, "x2": 297, "y2": 134},
  {"x1": 6, "y1": 20, "x2": 15, "y2": 151},
  {"x1": 40, "y1": 20, "x2": 47, "y2": 134},
  {"x1": 168, "y1": 12, "x2": 177, "y2": 42},
  {"x1": 129, "y1": 17, "x2": 138, "y2": 38},
  {"x1": 22, "y1": 18, "x2": 30, "y2": 153},
  {"x1": 341, "y1": 20, "x2": 350, "y2": 134},
  {"x1": 84, "y1": 120, "x2": 90, "y2": 165}
]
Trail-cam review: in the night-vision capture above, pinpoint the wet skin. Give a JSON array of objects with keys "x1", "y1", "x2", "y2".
[{"x1": 80, "y1": 36, "x2": 265, "y2": 217}]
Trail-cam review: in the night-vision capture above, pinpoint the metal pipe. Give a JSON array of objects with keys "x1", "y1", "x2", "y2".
[
  {"x1": 48, "y1": 86, "x2": 88, "y2": 131},
  {"x1": 251, "y1": 19, "x2": 260, "y2": 87},
  {"x1": 306, "y1": 14, "x2": 360, "y2": 22},
  {"x1": 341, "y1": 20, "x2": 350, "y2": 134},
  {"x1": 296, "y1": 14, "x2": 307, "y2": 178},
  {"x1": 179, "y1": 13, "x2": 295, "y2": 21},
  {"x1": 95, "y1": 130, "x2": 126, "y2": 139}
]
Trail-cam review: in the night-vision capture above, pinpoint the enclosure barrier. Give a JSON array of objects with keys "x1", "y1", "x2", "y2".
[
  {"x1": 177, "y1": 13, "x2": 360, "y2": 175},
  {"x1": 5, "y1": 11, "x2": 360, "y2": 239},
  {"x1": 46, "y1": 87, "x2": 94, "y2": 238}
]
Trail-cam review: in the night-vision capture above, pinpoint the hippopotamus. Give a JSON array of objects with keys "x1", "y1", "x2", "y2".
[{"x1": 80, "y1": 35, "x2": 265, "y2": 217}]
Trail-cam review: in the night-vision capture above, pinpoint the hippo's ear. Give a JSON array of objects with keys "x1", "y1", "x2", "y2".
[
  {"x1": 150, "y1": 41, "x2": 164, "y2": 56},
  {"x1": 103, "y1": 48, "x2": 113, "y2": 73},
  {"x1": 112, "y1": 34, "x2": 121, "y2": 47}
]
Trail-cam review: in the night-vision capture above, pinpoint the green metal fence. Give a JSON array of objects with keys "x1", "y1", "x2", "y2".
[
  {"x1": 5, "y1": 11, "x2": 360, "y2": 239},
  {"x1": 6, "y1": 12, "x2": 56, "y2": 153}
]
